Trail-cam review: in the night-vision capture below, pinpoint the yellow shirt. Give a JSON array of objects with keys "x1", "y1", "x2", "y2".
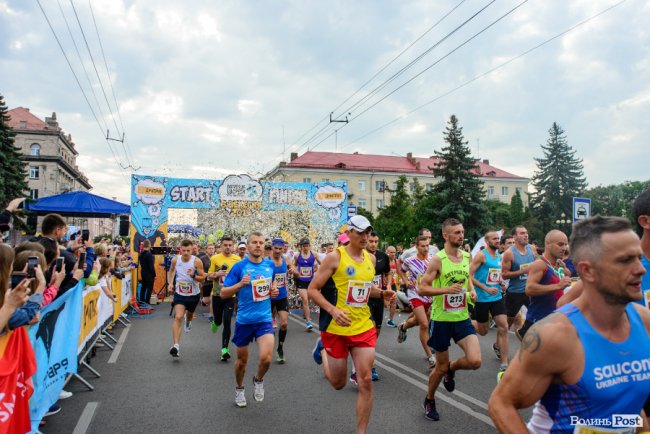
[
  {"x1": 209, "y1": 253, "x2": 241, "y2": 296},
  {"x1": 326, "y1": 246, "x2": 375, "y2": 336}
]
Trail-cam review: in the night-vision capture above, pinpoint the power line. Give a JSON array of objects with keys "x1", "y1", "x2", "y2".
[
  {"x1": 341, "y1": 0, "x2": 629, "y2": 150},
  {"x1": 34, "y1": 0, "x2": 128, "y2": 180}
]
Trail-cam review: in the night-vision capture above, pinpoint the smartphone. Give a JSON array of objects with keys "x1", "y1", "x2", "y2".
[
  {"x1": 56, "y1": 257, "x2": 64, "y2": 272},
  {"x1": 27, "y1": 256, "x2": 38, "y2": 278},
  {"x1": 82, "y1": 229, "x2": 90, "y2": 242},
  {"x1": 78, "y1": 252, "x2": 86, "y2": 267},
  {"x1": 11, "y1": 273, "x2": 26, "y2": 288}
]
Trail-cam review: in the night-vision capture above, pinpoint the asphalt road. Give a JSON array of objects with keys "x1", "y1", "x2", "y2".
[{"x1": 43, "y1": 303, "x2": 532, "y2": 434}]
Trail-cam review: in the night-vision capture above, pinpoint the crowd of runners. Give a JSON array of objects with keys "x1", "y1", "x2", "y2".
[{"x1": 161, "y1": 188, "x2": 650, "y2": 434}]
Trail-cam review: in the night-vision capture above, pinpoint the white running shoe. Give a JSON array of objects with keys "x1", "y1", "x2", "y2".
[
  {"x1": 184, "y1": 319, "x2": 192, "y2": 333},
  {"x1": 235, "y1": 388, "x2": 247, "y2": 407},
  {"x1": 428, "y1": 355, "x2": 436, "y2": 370},
  {"x1": 253, "y1": 376, "x2": 264, "y2": 402},
  {"x1": 59, "y1": 390, "x2": 73, "y2": 400}
]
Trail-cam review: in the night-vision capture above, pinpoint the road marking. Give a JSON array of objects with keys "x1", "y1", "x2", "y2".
[
  {"x1": 288, "y1": 314, "x2": 493, "y2": 425},
  {"x1": 107, "y1": 325, "x2": 130, "y2": 364},
  {"x1": 72, "y1": 402, "x2": 99, "y2": 434}
]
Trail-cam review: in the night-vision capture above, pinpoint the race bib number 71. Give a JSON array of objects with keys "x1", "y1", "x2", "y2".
[{"x1": 346, "y1": 280, "x2": 371, "y2": 307}]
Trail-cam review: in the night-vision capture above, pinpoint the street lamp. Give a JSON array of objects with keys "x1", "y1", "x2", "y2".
[{"x1": 555, "y1": 212, "x2": 570, "y2": 227}]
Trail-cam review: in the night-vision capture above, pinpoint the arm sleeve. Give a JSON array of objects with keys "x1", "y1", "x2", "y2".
[
  {"x1": 8, "y1": 300, "x2": 41, "y2": 330},
  {"x1": 42, "y1": 285, "x2": 60, "y2": 307}
]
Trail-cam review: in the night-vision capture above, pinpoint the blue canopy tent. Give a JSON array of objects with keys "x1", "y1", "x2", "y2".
[{"x1": 25, "y1": 191, "x2": 130, "y2": 217}]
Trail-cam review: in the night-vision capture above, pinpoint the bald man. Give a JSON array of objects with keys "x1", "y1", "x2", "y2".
[{"x1": 516, "y1": 230, "x2": 572, "y2": 339}]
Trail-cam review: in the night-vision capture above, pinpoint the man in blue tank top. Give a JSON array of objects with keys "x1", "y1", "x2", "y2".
[
  {"x1": 269, "y1": 238, "x2": 291, "y2": 364},
  {"x1": 470, "y1": 230, "x2": 509, "y2": 378},
  {"x1": 501, "y1": 226, "x2": 536, "y2": 333},
  {"x1": 293, "y1": 238, "x2": 320, "y2": 331},
  {"x1": 489, "y1": 216, "x2": 650, "y2": 433},
  {"x1": 518, "y1": 230, "x2": 571, "y2": 340}
]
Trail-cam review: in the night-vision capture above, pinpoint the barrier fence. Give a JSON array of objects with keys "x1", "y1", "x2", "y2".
[{"x1": 27, "y1": 270, "x2": 136, "y2": 432}]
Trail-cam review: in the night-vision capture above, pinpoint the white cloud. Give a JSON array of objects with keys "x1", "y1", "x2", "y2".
[{"x1": 237, "y1": 99, "x2": 261, "y2": 115}]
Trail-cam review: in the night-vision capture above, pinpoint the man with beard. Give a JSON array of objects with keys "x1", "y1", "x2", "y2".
[{"x1": 489, "y1": 216, "x2": 650, "y2": 432}]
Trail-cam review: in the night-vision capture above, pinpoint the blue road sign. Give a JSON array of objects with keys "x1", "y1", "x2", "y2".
[{"x1": 573, "y1": 197, "x2": 591, "y2": 222}]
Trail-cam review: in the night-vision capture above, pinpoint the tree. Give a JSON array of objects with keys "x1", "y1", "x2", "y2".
[
  {"x1": 0, "y1": 95, "x2": 28, "y2": 207},
  {"x1": 585, "y1": 179, "x2": 650, "y2": 222},
  {"x1": 374, "y1": 175, "x2": 415, "y2": 245},
  {"x1": 509, "y1": 188, "x2": 525, "y2": 225},
  {"x1": 529, "y1": 122, "x2": 587, "y2": 232},
  {"x1": 355, "y1": 206, "x2": 375, "y2": 226},
  {"x1": 485, "y1": 200, "x2": 511, "y2": 230},
  {"x1": 425, "y1": 115, "x2": 489, "y2": 243}
]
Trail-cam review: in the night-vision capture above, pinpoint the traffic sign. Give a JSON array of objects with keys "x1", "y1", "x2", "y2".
[
  {"x1": 347, "y1": 205, "x2": 357, "y2": 217},
  {"x1": 572, "y1": 197, "x2": 591, "y2": 222}
]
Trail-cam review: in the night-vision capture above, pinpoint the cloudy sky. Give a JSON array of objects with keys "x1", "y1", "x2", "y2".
[{"x1": 1, "y1": 0, "x2": 648, "y2": 203}]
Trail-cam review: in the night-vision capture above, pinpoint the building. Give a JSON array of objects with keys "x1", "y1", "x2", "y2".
[
  {"x1": 6, "y1": 107, "x2": 113, "y2": 237},
  {"x1": 266, "y1": 151, "x2": 529, "y2": 215}
]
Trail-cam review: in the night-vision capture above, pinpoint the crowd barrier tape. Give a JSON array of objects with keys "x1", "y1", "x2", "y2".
[{"x1": 28, "y1": 281, "x2": 84, "y2": 433}]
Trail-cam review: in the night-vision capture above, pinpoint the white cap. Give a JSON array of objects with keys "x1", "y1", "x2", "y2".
[{"x1": 347, "y1": 215, "x2": 373, "y2": 232}]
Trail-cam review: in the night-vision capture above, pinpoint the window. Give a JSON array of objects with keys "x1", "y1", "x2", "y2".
[
  {"x1": 501, "y1": 186, "x2": 509, "y2": 196},
  {"x1": 29, "y1": 166, "x2": 39, "y2": 179},
  {"x1": 322, "y1": 178, "x2": 330, "y2": 183},
  {"x1": 358, "y1": 180, "x2": 366, "y2": 191},
  {"x1": 487, "y1": 185, "x2": 495, "y2": 195},
  {"x1": 376, "y1": 199, "x2": 384, "y2": 209},
  {"x1": 30, "y1": 144, "x2": 41, "y2": 156},
  {"x1": 426, "y1": 183, "x2": 434, "y2": 192},
  {"x1": 30, "y1": 189, "x2": 39, "y2": 200},
  {"x1": 358, "y1": 199, "x2": 366, "y2": 209},
  {"x1": 303, "y1": 177, "x2": 311, "y2": 183},
  {"x1": 375, "y1": 180, "x2": 385, "y2": 191}
]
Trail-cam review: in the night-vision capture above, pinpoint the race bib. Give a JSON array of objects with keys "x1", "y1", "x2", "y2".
[
  {"x1": 299, "y1": 266, "x2": 313, "y2": 277},
  {"x1": 177, "y1": 281, "x2": 192, "y2": 295},
  {"x1": 346, "y1": 280, "x2": 371, "y2": 307},
  {"x1": 416, "y1": 273, "x2": 423, "y2": 287},
  {"x1": 443, "y1": 292, "x2": 467, "y2": 312},
  {"x1": 252, "y1": 278, "x2": 271, "y2": 302},
  {"x1": 275, "y1": 273, "x2": 287, "y2": 288},
  {"x1": 520, "y1": 263, "x2": 531, "y2": 280},
  {"x1": 372, "y1": 275, "x2": 382, "y2": 288},
  {"x1": 486, "y1": 268, "x2": 501, "y2": 285}
]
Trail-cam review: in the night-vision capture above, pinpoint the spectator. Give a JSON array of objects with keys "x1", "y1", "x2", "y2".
[
  {"x1": 139, "y1": 240, "x2": 156, "y2": 303},
  {"x1": 8, "y1": 251, "x2": 47, "y2": 330},
  {"x1": 98, "y1": 258, "x2": 118, "y2": 303}
]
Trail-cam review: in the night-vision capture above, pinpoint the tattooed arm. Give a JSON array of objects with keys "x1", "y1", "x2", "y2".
[{"x1": 488, "y1": 313, "x2": 580, "y2": 433}]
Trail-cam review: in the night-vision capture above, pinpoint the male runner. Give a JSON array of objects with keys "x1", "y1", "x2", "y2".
[
  {"x1": 269, "y1": 238, "x2": 291, "y2": 363},
  {"x1": 359, "y1": 231, "x2": 390, "y2": 382},
  {"x1": 419, "y1": 218, "x2": 480, "y2": 421},
  {"x1": 208, "y1": 236, "x2": 241, "y2": 361},
  {"x1": 518, "y1": 230, "x2": 571, "y2": 340},
  {"x1": 293, "y1": 238, "x2": 319, "y2": 331},
  {"x1": 469, "y1": 230, "x2": 509, "y2": 378},
  {"x1": 396, "y1": 236, "x2": 435, "y2": 369},
  {"x1": 167, "y1": 239, "x2": 206, "y2": 358},
  {"x1": 221, "y1": 232, "x2": 278, "y2": 407},
  {"x1": 501, "y1": 226, "x2": 535, "y2": 334},
  {"x1": 198, "y1": 242, "x2": 214, "y2": 305},
  {"x1": 309, "y1": 215, "x2": 395, "y2": 434},
  {"x1": 237, "y1": 242, "x2": 247, "y2": 259},
  {"x1": 385, "y1": 245, "x2": 399, "y2": 328},
  {"x1": 400, "y1": 228, "x2": 439, "y2": 260},
  {"x1": 489, "y1": 216, "x2": 650, "y2": 432}
]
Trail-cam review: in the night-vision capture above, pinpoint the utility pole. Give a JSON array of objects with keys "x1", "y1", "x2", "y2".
[{"x1": 330, "y1": 112, "x2": 349, "y2": 153}]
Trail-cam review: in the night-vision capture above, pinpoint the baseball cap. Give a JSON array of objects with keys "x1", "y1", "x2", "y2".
[
  {"x1": 337, "y1": 233, "x2": 350, "y2": 244},
  {"x1": 347, "y1": 215, "x2": 373, "y2": 232},
  {"x1": 299, "y1": 238, "x2": 310, "y2": 246},
  {"x1": 237, "y1": 242, "x2": 246, "y2": 249},
  {"x1": 271, "y1": 237, "x2": 284, "y2": 247}
]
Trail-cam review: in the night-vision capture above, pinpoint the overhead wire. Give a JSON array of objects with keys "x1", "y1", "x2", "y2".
[{"x1": 340, "y1": 0, "x2": 629, "y2": 151}]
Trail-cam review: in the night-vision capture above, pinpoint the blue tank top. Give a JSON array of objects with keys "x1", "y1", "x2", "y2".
[
  {"x1": 526, "y1": 257, "x2": 565, "y2": 323},
  {"x1": 296, "y1": 252, "x2": 316, "y2": 282},
  {"x1": 507, "y1": 245, "x2": 535, "y2": 294},
  {"x1": 474, "y1": 250, "x2": 502, "y2": 303},
  {"x1": 271, "y1": 258, "x2": 288, "y2": 300},
  {"x1": 635, "y1": 255, "x2": 650, "y2": 308},
  {"x1": 529, "y1": 303, "x2": 650, "y2": 433}
]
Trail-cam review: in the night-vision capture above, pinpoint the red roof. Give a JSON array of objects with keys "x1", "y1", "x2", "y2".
[
  {"x1": 284, "y1": 151, "x2": 526, "y2": 179},
  {"x1": 6, "y1": 107, "x2": 56, "y2": 131}
]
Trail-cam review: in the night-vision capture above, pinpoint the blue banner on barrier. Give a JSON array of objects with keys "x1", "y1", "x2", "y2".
[{"x1": 28, "y1": 282, "x2": 83, "y2": 433}]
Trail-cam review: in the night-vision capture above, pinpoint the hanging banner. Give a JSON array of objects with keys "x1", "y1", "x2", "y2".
[
  {"x1": 113, "y1": 273, "x2": 132, "y2": 322},
  {"x1": 28, "y1": 281, "x2": 83, "y2": 433}
]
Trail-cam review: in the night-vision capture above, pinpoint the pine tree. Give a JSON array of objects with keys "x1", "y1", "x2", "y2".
[
  {"x1": 0, "y1": 95, "x2": 28, "y2": 207},
  {"x1": 426, "y1": 115, "x2": 489, "y2": 243},
  {"x1": 530, "y1": 122, "x2": 587, "y2": 232},
  {"x1": 509, "y1": 188, "x2": 525, "y2": 225},
  {"x1": 374, "y1": 175, "x2": 415, "y2": 245}
]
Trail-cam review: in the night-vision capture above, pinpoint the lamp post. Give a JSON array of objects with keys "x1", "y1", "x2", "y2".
[{"x1": 555, "y1": 212, "x2": 570, "y2": 231}]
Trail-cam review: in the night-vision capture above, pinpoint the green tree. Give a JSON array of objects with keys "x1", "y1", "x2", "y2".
[
  {"x1": 485, "y1": 200, "x2": 511, "y2": 230},
  {"x1": 356, "y1": 206, "x2": 375, "y2": 226},
  {"x1": 425, "y1": 115, "x2": 489, "y2": 243},
  {"x1": 410, "y1": 178, "x2": 426, "y2": 205},
  {"x1": 529, "y1": 122, "x2": 587, "y2": 232},
  {"x1": 374, "y1": 175, "x2": 415, "y2": 245},
  {"x1": 509, "y1": 188, "x2": 525, "y2": 225},
  {"x1": 0, "y1": 95, "x2": 28, "y2": 207},
  {"x1": 584, "y1": 179, "x2": 650, "y2": 222}
]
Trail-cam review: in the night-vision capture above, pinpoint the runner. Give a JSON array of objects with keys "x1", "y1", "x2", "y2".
[
  {"x1": 207, "y1": 236, "x2": 241, "y2": 362},
  {"x1": 419, "y1": 218, "x2": 481, "y2": 421},
  {"x1": 198, "y1": 243, "x2": 214, "y2": 308},
  {"x1": 396, "y1": 235, "x2": 436, "y2": 369},
  {"x1": 400, "y1": 228, "x2": 439, "y2": 260},
  {"x1": 167, "y1": 239, "x2": 207, "y2": 358},
  {"x1": 221, "y1": 232, "x2": 278, "y2": 408},
  {"x1": 469, "y1": 230, "x2": 509, "y2": 380},
  {"x1": 293, "y1": 238, "x2": 319, "y2": 331},
  {"x1": 385, "y1": 245, "x2": 399, "y2": 328},
  {"x1": 501, "y1": 226, "x2": 535, "y2": 335},
  {"x1": 269, "y1": 238, "x2": 291, "y2": 364},
  {"x1": 488, "y1": 216, "x2": 650, "y2": 432},
  {"x1": 517, "y1": 230, "x2": 571, "y2": 340},
  {"x1": 237, "y1": 241, "x2": 247, "y2": 259},
  {"x1": 309, "y1": 215, "x2": 395, "y2": 434}
]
